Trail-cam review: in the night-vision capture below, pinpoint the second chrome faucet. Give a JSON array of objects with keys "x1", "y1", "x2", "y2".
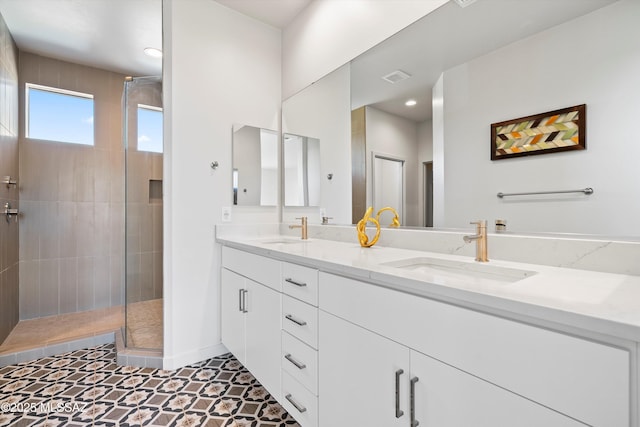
[{"x1": 463, "y1": 220, "x2": 488, "y2": 262}]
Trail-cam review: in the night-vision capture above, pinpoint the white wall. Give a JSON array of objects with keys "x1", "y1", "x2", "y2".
[
  {"x1": 282, "y1": 0, "x2": 448, "y2": 99},
  {"x1": 432, "y1": 74, "x2": 445, "y2": 227},
  {"x1": 439, "y1": 0, "x2": 640, "y2": 235},
  {"x1": 260, "y1": 129, "x2": 278, "y2": 205},
  {"x1": 282, "y1": 64, "x2": 351, "y2": 224},
  {"x1": 365, "y1": 106, "x2": 420, "y2": 226},
  {"x1": 417, "y1": 119, "x2": 433, "y2": 226},
  {"x1": 163, "y1": 0, "x2": 281, "y2": 369}
]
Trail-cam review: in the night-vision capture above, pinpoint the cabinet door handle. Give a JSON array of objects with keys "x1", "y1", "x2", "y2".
[
  {"x1": 238, "y1": 289, "x2": 243, "y2": 312},
  {"x1": 285, "y1": 314, "x2": 307, "y2": 326},
  {"x1": 284, "y1": 353, "x2": 307, "y2": 370},
  {"x1": 285, "y1": 278, "x2": 307, "y2": 287},
  {"x1": 410, "y1": 376, "x2": 419, "y2": 427},
  {"x1": 241, "y1": 289, "x2": 248, "y2": 313},
  {"x1": 395, "y1": 369, "x2": 404, "y2": 418},
  {"x1": 285, "y1": 393, "x2": 307, "y2": 413}
]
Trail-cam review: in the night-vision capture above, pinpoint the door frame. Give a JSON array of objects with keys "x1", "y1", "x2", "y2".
[{"x1": 423, "y1": 161, "x2": 433, "y2": 227}]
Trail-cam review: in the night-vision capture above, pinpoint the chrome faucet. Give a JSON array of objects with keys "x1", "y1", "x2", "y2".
[
  {"x1": 463, "y1": 220, "x2": 488, "y2": 262},
  {"x1": 289, "y1": 216, "x2": 308, "y2": 240}
]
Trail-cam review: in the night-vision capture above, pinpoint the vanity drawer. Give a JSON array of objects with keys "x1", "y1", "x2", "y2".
[
  {"x1": 282, "y1": 262, "x2": 318, "y2": 306},
  {"x1": 282, "y1": 331, "x2": 318, "y2": 395},
  {"x1": 282, "y1": 371, "x2": 318, "y2": 427},
  {"x1": 319, "y1": 272, "x2": 630, "y2": 427},
  {"x1": 282, "y1": 295, "x2": 318, "y2": 349},
  {"x1": 222, "y1": 247, "x2": 280, "y2": 291}
]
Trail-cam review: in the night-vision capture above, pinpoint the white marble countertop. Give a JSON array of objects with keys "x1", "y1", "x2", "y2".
[{"x1": 216, "y1": 233, "x2": 640, "y2": 343}]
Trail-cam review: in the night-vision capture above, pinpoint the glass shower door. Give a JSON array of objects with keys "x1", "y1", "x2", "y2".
[{"x1": 122, "y1": 76, "x2": 163, "y2": 351}]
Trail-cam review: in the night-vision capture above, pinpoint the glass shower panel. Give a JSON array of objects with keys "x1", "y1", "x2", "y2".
[{"x1": 123, "y1": 76, "x2": 163, "y2": 351}]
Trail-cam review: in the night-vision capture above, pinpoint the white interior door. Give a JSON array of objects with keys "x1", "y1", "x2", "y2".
[{"x1": 373, "y1": 154, "x2": 404, "y2": 222}]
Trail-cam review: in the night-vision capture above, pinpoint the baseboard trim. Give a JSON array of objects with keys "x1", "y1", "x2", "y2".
[{"x1": 162, "y1": 342, "x2": 229, "y2": 370}]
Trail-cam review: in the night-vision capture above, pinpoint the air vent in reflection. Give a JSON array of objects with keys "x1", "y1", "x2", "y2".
[
  {"x1": 381, "y1": 70, "x2": 411, "y2": 84},
  {"x1": 453, "y1": 0, "x2": 478, "y2": 8}
]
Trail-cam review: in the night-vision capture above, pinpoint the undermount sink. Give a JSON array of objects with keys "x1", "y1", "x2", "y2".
[
  {"x1": 259, "y1": 238, "x2": 307, "y2": 245},
  {"x1": 381, "y1": 257, "x2": 537, "y2": 284}
]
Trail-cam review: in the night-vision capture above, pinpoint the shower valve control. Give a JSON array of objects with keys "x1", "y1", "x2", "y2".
[{"x1": 3, "y1": 202, "x2": 19, "y2": 223}]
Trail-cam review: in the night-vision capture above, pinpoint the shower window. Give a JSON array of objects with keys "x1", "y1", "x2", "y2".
[
  {"x1": 25, "y1": 83, "x2": 94, "y2": 145},
  {"x1": 137, "y1": 104, "x2": 163, "y2": 153}
]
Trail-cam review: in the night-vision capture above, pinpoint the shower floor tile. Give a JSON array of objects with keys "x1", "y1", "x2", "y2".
[
  {"x1": 0, "y1": 299, "x2": 164, "y2": 356},
  {"x1": 0, "y1": 307, "x2": 124, "y2": 355},
  {"x1": 0, "y1": 343, "x2": 300, "y2": 427}
]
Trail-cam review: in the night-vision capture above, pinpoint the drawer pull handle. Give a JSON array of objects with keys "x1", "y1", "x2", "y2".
[
  {"x1": 284, "y1": 353, "x2": 307, "y2": 370},
  {"x1": 285, "y1": 278, "x2": 307, "y2": 287},
  {"x1": 285, "y1": 393, "x2": 307, "y2": 413},
  {"x1": 395, "y1": 369, "x2": 404, "y2": 418},
  {"x1": 285, "y1": 314, "x2": 307, "y2": 326},
  {"x1": 410, "y1": 376, "x2": 419, "y2": 427}
]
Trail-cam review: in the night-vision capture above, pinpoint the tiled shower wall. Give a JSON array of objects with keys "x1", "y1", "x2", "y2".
[
  {"x1": 18, "y1": 52, "x2": 127, "y2": 319},
  {"x1": 0, "y1": 12, "x2": 19, "y2": 342}
]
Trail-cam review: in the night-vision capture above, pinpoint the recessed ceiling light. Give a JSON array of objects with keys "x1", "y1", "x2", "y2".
[
  {"x1": 405, "y1": 99, "x2": 417, "y2": 107},
  {"x1": 144, "y1": 47, "x2": 163, "y2": 58}
]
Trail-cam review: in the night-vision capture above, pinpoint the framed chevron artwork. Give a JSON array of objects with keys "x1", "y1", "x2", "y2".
[{"x1": 491, "y1": 104, "x2": 586, "y2": 160}]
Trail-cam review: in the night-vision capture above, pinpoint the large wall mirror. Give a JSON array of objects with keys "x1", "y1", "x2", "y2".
[
  {"x1": 281, "y1": 64, "x2": 351, "y2": 223},
  {"x1": 232, "y1": 124, "x2": 278, "y2": 206},
  {"x1": 283, "y1": 0, "x2": 640, "y2": 237}
]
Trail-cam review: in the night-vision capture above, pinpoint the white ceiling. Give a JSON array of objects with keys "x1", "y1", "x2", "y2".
[
  {"x1": 0, "y1": 0, "x2": 310, "y2": 78},
  {"x1": 0, "y1": 0, "x2": 163, "y2": 77},
  {"x1": 215, "y1": 0, "x2": 313, "y2": 29}
]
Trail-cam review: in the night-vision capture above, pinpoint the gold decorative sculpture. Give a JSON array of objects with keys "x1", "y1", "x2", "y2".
[
  {"x1": 375, "y1": 206, "x2": 400, "y2": 228},
  {"x1": 356, "y1": 206, "x2": 400, "y2": 247}
]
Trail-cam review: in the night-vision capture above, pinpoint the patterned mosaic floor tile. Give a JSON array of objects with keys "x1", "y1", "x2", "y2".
[{"x1": 0, "y1": 344, "x2": 300, "y2": 427}]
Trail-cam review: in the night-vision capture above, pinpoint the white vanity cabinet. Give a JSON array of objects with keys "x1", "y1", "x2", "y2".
[
  {"x1": 218, "y1": 244, "x2": 635, "y2": 427},
  {"x1": 280, "y1": 262, "x2": 320, "y2": 427},
  {"x1": 319, "y1": 272, "x2": 631, "y2": 427},
  {"x1": 320, "y1": 311, "x2": 585, "y2": 427},
  {"x1": 221, "y1": 248, "x2": 282, "y2": 400}
]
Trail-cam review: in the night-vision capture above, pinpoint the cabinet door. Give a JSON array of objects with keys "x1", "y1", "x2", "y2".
[
  {"x1": 221, "y1": 268, "x2": 246, "y2": 364},
  {"x1": 410, "y1": 350, "x2": 585, "y2": 427},
  {"x1": 319, "y1": 311, "x2": 410, "y2": 427},
  {"x1": 245, "y1": 279, "x2": 282, "y2": 400}
]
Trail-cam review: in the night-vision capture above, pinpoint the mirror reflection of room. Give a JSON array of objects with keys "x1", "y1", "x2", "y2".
[
  {"x1": 281, "y1": 0, "x2": 637, "y2": 236},
  {"x1": 284, "y1": 133, "x2": 321, "y2": 207},
  {"x1": 232, "y1": 125, "x2": 278, "y2": 206}
]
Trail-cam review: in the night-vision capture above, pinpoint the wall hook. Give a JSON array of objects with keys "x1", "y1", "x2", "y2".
[
  {"x1": 327, "y1": 173, "x2": 333, "y2": 180},
  {"x1": 210, "y1": 161, "x2": 219, "y2": 170}
]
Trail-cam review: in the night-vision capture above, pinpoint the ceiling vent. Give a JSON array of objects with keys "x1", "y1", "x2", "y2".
[
  {"x1": 381, "y1": 70, "x2": 412, "y2": 84},
  {"x1": 453, "y1": 0, "x2": 478, "y2": 8}
]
